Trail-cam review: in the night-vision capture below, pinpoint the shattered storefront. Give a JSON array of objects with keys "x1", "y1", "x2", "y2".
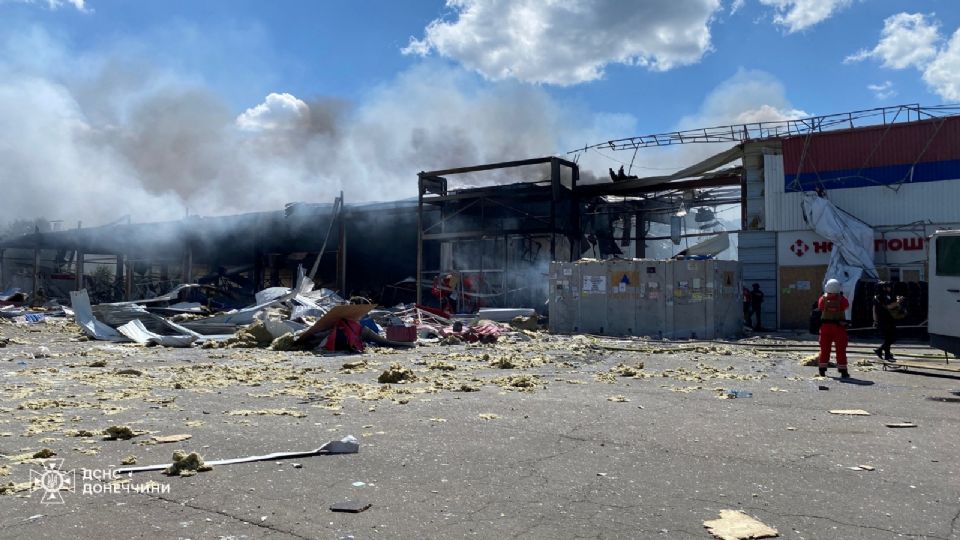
[{"x1": 0, "y1": 201, "x2": 421, "y2": 308}]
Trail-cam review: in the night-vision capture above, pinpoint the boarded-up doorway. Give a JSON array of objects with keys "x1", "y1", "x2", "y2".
[{"x1": 779, "y1": 265, "x2": 827, "y2": 329}]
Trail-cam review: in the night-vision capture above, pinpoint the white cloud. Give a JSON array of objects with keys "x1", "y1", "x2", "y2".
[
  {"x1": 866, "y1": 80, "x2": 896, "y2": 100},
  {"x1": 1, "y1": 0, "x2": 86, "y2": 10},
  {"x1": 235, "y1": 92, "x2": 309, "y2": 131},
  {"x1": 844, "y1": 12, "x2": 940, "y2": 69},
  {"x1": 923, "y1": 28, "x2": 960, "y2": 101},
  {"x1": 848, "y1": 12, "x2": 960, "y2": 101},
  {"x1": 403, "y1": 0, "x2": 722, "y2": 85},
  {"x1": 729, "y1": 0, "x2": 745, "y2": 15},
  {"x1": 758, "y1": 0, "x2": 853, "y2": 33}
]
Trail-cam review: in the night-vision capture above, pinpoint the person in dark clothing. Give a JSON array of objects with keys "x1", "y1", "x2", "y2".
[
  {"x1": 750, "y1": 283, "x2": 764, "y2": 330},
  {"x1": 742, "y1": 286, "x2": 752, "y2": 326},
  {"x1": 873, "y1": 281, "x2": 904, "y2": 361}
]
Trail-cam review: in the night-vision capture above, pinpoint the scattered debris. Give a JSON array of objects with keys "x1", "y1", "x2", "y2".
[
  {"x1": 0, "y1": 481, "x2": 33, "y2": 495},
  {"x1": 492, "y1": 374, "x2": 538, "y2": 390},
  {"x1": 163, "y1": 450, "x2": 213, "y2": 477},
  {"x1": 829, "y1": 409, "x2": 870, "y2": 416},
  {"x1": 330, "y1": 501, "x2": 372, "y2": 513},
  {"x1": 509, "y1": 315, "x2": 539, "y2": 331},
  {"x1": 479, "y1": 413, "x2": 499, "y2": 420},
  {"x1": 610, "y1": 362, "x2": 644, "y2": 377},
  {"x1": 152, "y1": 434, "x2": 192, "y2": 444},
  {"x1": 115, "y1": 368, "x2": 143, "y2": 376},
  {"x1": 378, "y1": 363, "x2": 416, "y2": 384},
  {"x1": 121, "y1": 456, "x2": 137, "y2": 465},
  {"x1": 32, "y1": 448, "x2": 56, "y2": 459},
  {"x1": 607, "y1": 395, "x2": 630, "y2": 402},
  {"x1": 226, "y1": 409, "x2": 306, "y2": 418},
  {"x1": 703, "y1": 509, "x2": 779, "y2": 540},
  {"x1": 117, "y1": 436, "x2": 359, "y2": 475},
  {"x1": 103, "y1": 425, "x2": 137, "y2": 440},
  {"x1": 885, "y1": 422, "x2": 917, "y2": 428}
]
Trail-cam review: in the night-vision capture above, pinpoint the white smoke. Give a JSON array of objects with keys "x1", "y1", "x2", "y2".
[
  {"x1": 0, "y1": 26, "x2": 594, "y2": 226},
  {"x1": 572, "y1": 69, "x2": 808, "y2": 177},
  {"x1": 0, "y1": 26, "x2": 807, "y2": 229}
]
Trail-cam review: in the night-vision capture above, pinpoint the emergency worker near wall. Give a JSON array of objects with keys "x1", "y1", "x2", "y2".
[
  {"x1": 873, "y1": 281, "x2": 904, "y2": 362},
  {"x1": 818, "y1": 279, "x2": 850, "y2": 378},
  {"x1": 750, "y1": 283, "x2": 764, "y2": 331}
]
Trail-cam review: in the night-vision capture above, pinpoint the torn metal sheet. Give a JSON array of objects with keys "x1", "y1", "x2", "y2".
[
  {"x1": 179, "y1": 300, "x2": 281, "y2": 331},
  {"x1": 477, "y1": 308, "x2": 535, "y2": 322},
  {"x1": 677, "y1": 232, "x2": 730, "y2": 258},
  {"x1": 115, "y1": 435, "x2": 359, "y2": 474},
  {"x1": 116, "y1": 319, "x2": 196, "y2": 348},
  {"x1": 94, "y1": 302, "x2": 183, "y2": 335},
  {"x1": 69, "y1": 290, "x2": 128, "y2": 342},
  {"x1": 802, "y1": 195, "x2": 878, "y2": 315},
  {"x1": 255, "y1": 287, "x2": 292, "y2": 306},
  {"x1": 261, "y1": 316, "x2": 308, "y2": 340}
]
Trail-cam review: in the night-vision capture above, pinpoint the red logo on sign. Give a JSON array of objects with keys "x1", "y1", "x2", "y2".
[{"x1": 790, "y1": 239, "x2": 809, "y2": 257}]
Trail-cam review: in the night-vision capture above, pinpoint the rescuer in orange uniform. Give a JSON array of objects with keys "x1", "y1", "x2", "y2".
[{"x1": 818, "y1": 278, "x2": 850, "y2": 378}]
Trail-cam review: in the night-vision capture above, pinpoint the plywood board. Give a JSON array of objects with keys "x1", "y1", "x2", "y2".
[
  {"x1": 779, "y1": 265, "x2": 827, "y2": 329},
  {"x1": 704, "y1": 510, "x2": 779, "y2": 540}
]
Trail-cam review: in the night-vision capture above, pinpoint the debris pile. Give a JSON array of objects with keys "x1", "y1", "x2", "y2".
[{"x1": 163, "y1": 450, "x2": 213, "y2": 477}]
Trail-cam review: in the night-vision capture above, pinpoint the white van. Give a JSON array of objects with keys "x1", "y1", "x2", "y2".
[{"x1": 929, "y1": 230, "x2": 960, "y2": 356}]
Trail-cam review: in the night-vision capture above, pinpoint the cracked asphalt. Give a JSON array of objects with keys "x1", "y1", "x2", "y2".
[{"x1": 1, "y1": 320, "x2": 959, "y2": 539}]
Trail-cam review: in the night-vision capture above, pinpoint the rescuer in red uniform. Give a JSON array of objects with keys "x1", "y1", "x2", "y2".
[{"x1": 818, "y1": 278, "x2": 850, "y2": 378}]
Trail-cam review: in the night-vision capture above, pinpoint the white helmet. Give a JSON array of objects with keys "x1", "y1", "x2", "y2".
[{"x1": 825, "y1": 279, "x2": 842, "y2": 294}]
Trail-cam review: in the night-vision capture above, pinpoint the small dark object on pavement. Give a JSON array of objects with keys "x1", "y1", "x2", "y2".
[{"x1": 330, "y1": 501, "x2": 371, "y2": 513}]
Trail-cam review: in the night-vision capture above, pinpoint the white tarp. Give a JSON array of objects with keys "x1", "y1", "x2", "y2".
[
  {"x1": 117, "y1": 319, "x2": 196, "y2": 347},
  {"x1": 801, "y1": 195, "x2": 878, "y2": 315},
  {"x1": 69, "y1": 290, "x2": 128, "y2": 342}
]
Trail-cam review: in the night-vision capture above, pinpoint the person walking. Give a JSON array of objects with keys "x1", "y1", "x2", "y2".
[
  {"x1": 818, "y1": 278, "x2": 850, "y2": 378},
  {"x1": 873, "y1": 281, "x2": 904, "y2": 362},
  {"x1": 750, "y1": 283, "x2": 764, "y2": 331}
]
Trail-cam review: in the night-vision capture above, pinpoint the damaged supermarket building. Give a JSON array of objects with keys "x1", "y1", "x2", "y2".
[{"x1": 2, "y1": 104, "x2": 959, "y2": 335}]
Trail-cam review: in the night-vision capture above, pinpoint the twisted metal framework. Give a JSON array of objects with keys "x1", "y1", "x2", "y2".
[{"x1": 568, "y1": 104, "x2": 960, "y2": 155}]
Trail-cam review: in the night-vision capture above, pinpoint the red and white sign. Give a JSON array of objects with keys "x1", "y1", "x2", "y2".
[{"x1": 777, "y1": 230, "x2": 928, "y2": 266}]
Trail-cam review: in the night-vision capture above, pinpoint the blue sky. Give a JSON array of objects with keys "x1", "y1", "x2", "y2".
[{"x1": 1, "y1": 0, "x2": 959, "y2": 222}]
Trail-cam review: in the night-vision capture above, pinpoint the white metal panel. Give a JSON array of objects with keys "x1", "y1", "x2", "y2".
[
  {"x1": 765, "y1": 179, "x2": 960, "y2": 231},
  {"x1": 764, "y1": 153, "x2": 785, "y2": 195}
]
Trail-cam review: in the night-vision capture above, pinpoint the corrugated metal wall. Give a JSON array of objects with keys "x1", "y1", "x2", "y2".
[
  {"x1": 738, "y1": 231, "x2": 778, "y2": 329},
  {"x1": 783, "y1": 116, "x2": 960, "y2": 174},
  {"x1": 765, "y1": 153, "x2": 960, "y2": 230}
]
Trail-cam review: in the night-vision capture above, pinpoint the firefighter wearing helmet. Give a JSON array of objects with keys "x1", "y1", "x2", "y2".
[{"x1": 817, "y1": 278, "x2": 850, "y2": 378}]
